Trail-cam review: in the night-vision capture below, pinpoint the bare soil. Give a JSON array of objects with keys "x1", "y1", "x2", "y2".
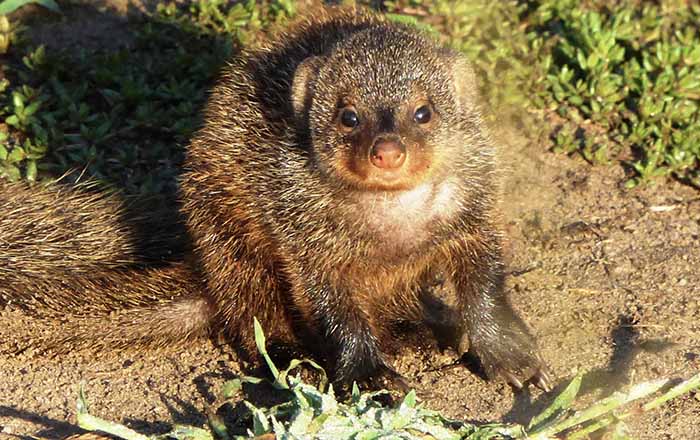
[{"x1": 1, "y1": 2, "x2": 699, "y2": 439}]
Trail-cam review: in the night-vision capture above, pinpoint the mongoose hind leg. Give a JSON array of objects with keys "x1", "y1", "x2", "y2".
[{"x1": 188, "y1": 239, "x2": 299, "y2": 369}]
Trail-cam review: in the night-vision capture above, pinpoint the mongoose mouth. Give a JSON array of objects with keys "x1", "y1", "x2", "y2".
[{"x1": 337, "y1": 137, "x2": 435, "y2": 192}]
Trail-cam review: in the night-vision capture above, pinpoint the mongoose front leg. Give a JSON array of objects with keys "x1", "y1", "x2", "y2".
[
  {"x1": 449, "y1": 233, "x2": 551, "y2": 391},
  {"x1": 299, "y1": 275, "x2": 405, "y2": 389}
]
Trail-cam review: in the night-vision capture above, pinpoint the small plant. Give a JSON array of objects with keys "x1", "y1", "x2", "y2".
[
  {"x1": 74, "y1": 318, "x2": 700, "y2": 440},
  {"x1": 0, "y1": 0, "x2": 60, "y2": 15}
]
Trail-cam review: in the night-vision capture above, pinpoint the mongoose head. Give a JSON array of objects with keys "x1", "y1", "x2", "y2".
[{"x1": 292, "y1": 25, "x2": 483, "y2": 193}]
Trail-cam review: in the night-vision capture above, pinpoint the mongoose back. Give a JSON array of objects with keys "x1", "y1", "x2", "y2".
[{"x1": 1, "y1": 6, "x2": 549, "y2": 390}]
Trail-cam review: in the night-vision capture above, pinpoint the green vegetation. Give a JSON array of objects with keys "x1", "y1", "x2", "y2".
[
  {"x1": 75, "y1": 319, "x2": 700, "y2": 440},
  {"x1": 0, "y1": 1, "x2": 296, "y2": 194},
  {"x1": 1, "y1": 0, "x2": 698, "y2": 191},
  {"x1": 1, "y1": 0, "x2": 699, "y2": 438},
  {"x1": 0, "y1": 0, "x2": 59, "y2": 15},
  {"x1": 445, "y1": 0, "x2": 700, "y2": 187}
]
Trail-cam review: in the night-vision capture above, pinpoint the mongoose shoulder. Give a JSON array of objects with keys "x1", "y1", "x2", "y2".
[{"x1": 0, "y1": 6, "x2": 549, "y2": 391}]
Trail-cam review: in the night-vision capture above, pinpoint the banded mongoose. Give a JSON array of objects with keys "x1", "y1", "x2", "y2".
[{"x1": 0, "y1": 6, "x2": 550, "y2": 391}]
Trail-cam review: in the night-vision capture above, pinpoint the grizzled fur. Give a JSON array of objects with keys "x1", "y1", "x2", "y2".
[{"x1": 0, "y1": 6, "x2": 548, "y2": 390}]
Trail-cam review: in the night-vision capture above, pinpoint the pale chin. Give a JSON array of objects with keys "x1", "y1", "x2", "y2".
[
  {"x1": 395, "y1": 182, "x2": 434, "y2": 210},
  {"x1": 357, "y1": 179, "x2": 459, "y2": 253},
  {"x1": 394, "y1": 181, "x2": 456, "y2": 214}
]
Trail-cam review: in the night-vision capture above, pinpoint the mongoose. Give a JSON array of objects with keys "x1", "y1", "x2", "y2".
[{"x1": 0, "y1": 6, "x2": 550, "y2": 391}]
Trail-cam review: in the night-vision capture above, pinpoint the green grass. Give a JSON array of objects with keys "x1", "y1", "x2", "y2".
[
  {"x1": 74, "y1": 319, "x2": 700, "y2": 440},
  {"x1": 1, "y1": 0, "x2": 699, "y2": 190},
  {"x1": 435, "y1": 0, "x2": 700, "y2": 188},
  {"x1": 0, "y1": 0, "x2": 294, "y2": 193}
]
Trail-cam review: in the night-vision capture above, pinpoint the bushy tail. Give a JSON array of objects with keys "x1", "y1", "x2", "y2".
[
  {"x1": 0, "y1": 180, "x2": 140, "y2": 271},
  {"x1": 0, "y1": 179, "x2": 185, "y2": 268},
  {"x1": 3, "y1": 294, "x2": 212, "y2": 355},
  {"x1": 2, "y1": 262, "x2": 204, "y2": 315},
  {"x1": 0, "y1": 180, "x2": 211, "y2": 352}
]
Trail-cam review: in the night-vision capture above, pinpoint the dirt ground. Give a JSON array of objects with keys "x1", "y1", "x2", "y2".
[{"x1": 1, "y1": 2, "x2": 699, "y2": 439}]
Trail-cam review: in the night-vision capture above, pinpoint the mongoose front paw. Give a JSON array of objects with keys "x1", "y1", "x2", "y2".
[
  {"x1": 366, "y1": 366, "x2": 411, "y2": 395},
  {"x1": 465, "y1": 328, "x2": 552, "y2": 392},
  {"x1": 493, "y1": 358, "x2": 552, "y2": 392}
]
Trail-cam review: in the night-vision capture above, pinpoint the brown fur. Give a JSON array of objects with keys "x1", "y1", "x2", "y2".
[{"x1": 0, "y1": 6, "x2": 549, "y2": 390}]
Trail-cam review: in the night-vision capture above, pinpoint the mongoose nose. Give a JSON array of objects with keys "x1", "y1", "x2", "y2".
[{"x1": 370, "y1": 140, "x2": 406, "y2": 169}]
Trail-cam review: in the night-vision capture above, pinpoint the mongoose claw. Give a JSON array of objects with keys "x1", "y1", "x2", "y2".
[
  {"x1": 367, "y1": 366, "x2": 411, "y2": 395},
  {"x1": 475, "y1": 342, "x2": 553, "y2": 393},
  {"x1": 534, "y1": 368, "x2": 553, "y2": 392},
  {"x1": 501, "y1": 370, "x2": 524, "y2": 390},
  {"x1": 495, "y1": 362, "x2": 553, "y2": 393}
]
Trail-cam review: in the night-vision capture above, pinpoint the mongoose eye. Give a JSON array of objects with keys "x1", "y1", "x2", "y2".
[
  {"x1": 413, "y1": 105, "x2": 432, "y2": 124},
  {"x1": 340, "y1": 109, "x2": 360, "y2": 129}
]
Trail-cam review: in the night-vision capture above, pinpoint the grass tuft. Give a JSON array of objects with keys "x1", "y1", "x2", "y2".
[{"x1": 74, "y1": 319, "x2": 700, "y2": 440}]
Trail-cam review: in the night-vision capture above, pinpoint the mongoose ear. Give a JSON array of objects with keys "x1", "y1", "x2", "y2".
[
  {"x1": 291, "y1": 56, "x2": 325, "y2": 118},
  {"x1": 448, "y1": 54, "x2": 479, "y2": 110}
]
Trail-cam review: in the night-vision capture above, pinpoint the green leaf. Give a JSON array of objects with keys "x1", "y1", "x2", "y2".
[
  {"x1": 641, "y1": 372, "x2": 700, "y2": 411},
  {"x1": 7, "y1": 146, "x2": 24, "y2": 163},
  {"x1": 5, "y1": 114, "x2": 19, "y2": 127},
  {"x1": 76, "y1": 387, "x2": 149, "y2": 440},
  {"x1": 533, "y1": 377, "x2": 669, "y2": 439},
  {"x1": 76, "y1": 383, "x2": 89, "y2": 415},
  {"x1": 0, "y1": 0, "x2": 61, "y2": 14},
  {"x1": 23, "y1": 99, "x2": 41, "y2": 117},
  {"x1": 351, "y1": 382, "x2": 361, "y2": 403},
  {"x1": 1, "y1": 163, "x2": 20, "y2": 181},
  {"x1": 167, "y1": 425, "x2": 215, "y2": 440},
  {"x1": 278, "y1": 357, "x2": 328, "y2": 393},
  {"x1": 528, "y1": 372, "x2": 583, "y2": 431},
  {"x1": 354, "y1": 429, "x2": 382, "y2": 440},
  {"x1": 253, "y1": 317, "x2": 281, "y2": 385},
  {"x1": 400, "y1": 389, "x2": 417, "y2": 409},
  {"x1": 206, "y1": 413, "x2": 228, "y2": 440},
  {"x1": 221, "y1": 378, "x2": 242, "y2": 399},
  {"x1": 25, "y1": 159, "x2": 36, "y2": 181},
  {"x1": 245, "y1": 401, "x2": 271, "y2": 436},
  {"x1": 288, "y1": 393, "x2": 314, "y2": 436}
]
